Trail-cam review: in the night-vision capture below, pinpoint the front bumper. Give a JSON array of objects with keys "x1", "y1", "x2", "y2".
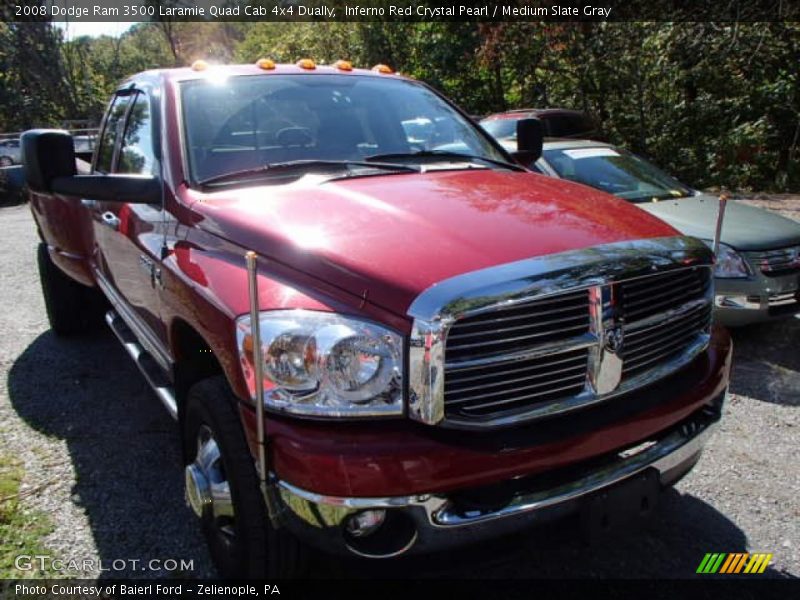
[
  {"x1": 236, "y1": 327, "x2": 730, "y2": 558},
  {"x1": 714, "y1": 269, "x2": 800, "y2": 326},
  {"x1": 275, "y1": 394, "x2": 724, "y2": 558}
]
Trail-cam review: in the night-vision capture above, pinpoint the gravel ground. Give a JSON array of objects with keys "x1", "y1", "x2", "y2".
[{"x1": 0, "y1": 198, "x2": 798, "y2": 580}]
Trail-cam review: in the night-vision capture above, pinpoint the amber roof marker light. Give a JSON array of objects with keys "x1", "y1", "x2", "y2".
[
  {"x1": 334, "y1": 60, "x2": 353, "y2": 71},
  {"x1": 371, "y1": 64, "x2": 394, "y2": 74},
  {"x1": 297, "y1": 58, "x2": 317, "y2": 70},
  {"x1": 191, "y1": 59, "x2": 209, "y2": 71},
  {"x1": 256, "y1": 58, "x2": 276, "y2": 70}
]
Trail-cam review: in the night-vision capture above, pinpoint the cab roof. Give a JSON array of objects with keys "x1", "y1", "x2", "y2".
[{"x1": 138, "y1": 62, "x2": 405, "y2": 85}]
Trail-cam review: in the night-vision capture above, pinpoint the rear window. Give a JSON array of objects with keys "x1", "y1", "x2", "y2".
[
  {"x1": 543, "y1": 114, "x2": 595, "y2": 138},
  {"x1": 480, "y1": 118, "x2": 518, "y2": 140}
]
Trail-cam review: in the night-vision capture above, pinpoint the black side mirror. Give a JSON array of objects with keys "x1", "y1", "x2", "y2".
[
  {"x1": 21, "y1": 129, "x2": 76, "y2": 192},
  {"x1": 22, "y1": 129, "x2": 160, "y2": 204},
  {"x1": 512, "y1": 118, "x2": 544, "y2": 166}
]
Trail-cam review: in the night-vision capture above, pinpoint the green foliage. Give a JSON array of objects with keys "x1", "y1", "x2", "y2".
[
  {"x1": 1, "y1": 21, "x2": 797, "y2": 191},
  {"x1": 0, "y1": 452, "x2": 56, "y2": 578},
  {"x1": 0, "y1": 21, "x2": 72, "y2": 130}
]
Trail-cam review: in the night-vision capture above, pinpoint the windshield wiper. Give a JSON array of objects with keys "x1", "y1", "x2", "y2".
[
  {"x1": 365, "y1": 150, "x2": 523, "y2": 171},
  {"x1": 197, "y1": 159, "x2": 419, "y2": 187}
]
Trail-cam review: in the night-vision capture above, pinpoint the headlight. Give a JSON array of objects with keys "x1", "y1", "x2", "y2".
[
  {"x1": 236, "y1": 310, "x2": 404, "y2": 417},
  {"x1": 702, "y1": 240, "x2": 751, "y2": 279}
]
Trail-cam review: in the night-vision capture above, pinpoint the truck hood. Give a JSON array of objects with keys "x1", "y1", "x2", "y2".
[
  {"x1": 189, "y1": 170, "x2": 677, "y2": 316},
  {"x1": 640, "y1": 194, "x2": 800, "y2": 251}
]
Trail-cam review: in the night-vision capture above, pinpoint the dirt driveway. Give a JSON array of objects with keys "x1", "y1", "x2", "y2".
[{"x1": 0, "y1": 199, "x2": 797, "y2": 579}]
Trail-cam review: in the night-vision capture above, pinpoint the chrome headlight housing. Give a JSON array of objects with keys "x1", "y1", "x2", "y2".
[
  {"x1": 236, "y1": 310, "x2": 404, "y2": 417},
  {"x1": 702, "y1": 240, "x2": 751, "y2": 279}
]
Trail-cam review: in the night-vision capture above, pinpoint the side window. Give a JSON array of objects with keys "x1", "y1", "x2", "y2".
[
  {"x1": 118, "y1": 93, "x2": 156, "y2": 175},
  {"x1": 95, "y1": 94, "x2": 132, "y2": 173}
]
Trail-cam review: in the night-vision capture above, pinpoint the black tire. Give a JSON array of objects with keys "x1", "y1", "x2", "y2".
[
  {"x1": 183, "y1": 376, "x2": 305, "y2": 578},
  {"x1": 37, "y1": 243, "x2": 105, "y2": 336},
  {"x1": 0, "y1": 156, "x2": 12, "y2": 167}
]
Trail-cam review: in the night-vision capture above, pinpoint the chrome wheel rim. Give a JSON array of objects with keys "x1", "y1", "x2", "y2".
[{"x1": 185, "y1": 425, "x2": 236, "y2": 546}]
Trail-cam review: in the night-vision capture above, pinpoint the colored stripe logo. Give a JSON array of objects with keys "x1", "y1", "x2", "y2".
[{"x1": 696, "y1": 552, "x2": 772, "y2": 574}]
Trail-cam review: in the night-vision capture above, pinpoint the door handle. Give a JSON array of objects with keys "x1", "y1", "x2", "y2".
[{"x1": 101, "y1": 211, "x2": 120, "y2": 230}]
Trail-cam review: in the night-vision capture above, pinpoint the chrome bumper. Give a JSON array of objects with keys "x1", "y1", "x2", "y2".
[{"x1": 275, "y1": 397, "x2": 723, "y2": 558}]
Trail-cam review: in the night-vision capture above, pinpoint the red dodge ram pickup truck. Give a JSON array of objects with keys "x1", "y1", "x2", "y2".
[{"x1": 23, "y1": 60, "x2": 731, "y2": 577}]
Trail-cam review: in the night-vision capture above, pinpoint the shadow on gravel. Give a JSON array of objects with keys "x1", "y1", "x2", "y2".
[
  {"x1": 729, "y1": 317, "x2": 800, "y2": 407},
  {"x1": 6, "y1": 329, "x2": 789, "y2": 579},
  {"x1": 7, "y1": 329, "x2": 216, "y2": 579}
]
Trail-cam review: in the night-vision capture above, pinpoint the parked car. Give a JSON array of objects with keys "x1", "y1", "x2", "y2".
[
  {"x1": 0, "y1": 138, "x2": 21, "y2": 166},
  {"x1": 505, "y1": 138, "x2": 800, "y2": 326},
  {"x1": 480, "y1": 109, "x2": 602, "y2": 141},
  {"x1": 23, "y1": 61, "x2": 730, "y2": 577},
  {"x1": 72, "y1": 134, "x2": 97, "y2": 158},
  {"x1": 0, "y1": 164, "x2": 25, "y2": 204}
]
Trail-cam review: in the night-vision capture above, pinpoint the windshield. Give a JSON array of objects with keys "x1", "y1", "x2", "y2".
[
  {"x1": 181, "y1": 74, "x2": 506, "y2": 184},
  {"x1": 542, "y1": 146, "x2": 693, "y2": 201},
  {"x1": 480, "y1": 118, "x2": 518, "y2": 140}
]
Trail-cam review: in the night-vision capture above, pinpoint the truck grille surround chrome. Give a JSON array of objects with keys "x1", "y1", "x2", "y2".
[{"x1": 408, "y1": 237, "x2": 714, "y2": 429}]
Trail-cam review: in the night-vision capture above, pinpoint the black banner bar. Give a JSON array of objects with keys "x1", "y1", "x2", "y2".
[
  {"x1": 4, "y1": 0, "x2": 799, "y2": 23},
  {"x1": 0, "y1": 579, "x2": 797, "y2": 600}
]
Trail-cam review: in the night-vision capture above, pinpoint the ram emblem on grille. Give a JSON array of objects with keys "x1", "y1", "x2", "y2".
[{"x1": 604, "y1": 325, "x2": 624, "y2": 355}]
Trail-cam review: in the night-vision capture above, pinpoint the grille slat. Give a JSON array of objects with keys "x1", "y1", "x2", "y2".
[
  {"x1": 445, "y1": 291, "x2": 590, "y2": 362},
  {"x1": 625, "y1": 300, "x2": 708, "y2": 337},
  {"x1": 446, "y1": 351, "x2": 588, "y2": 385},
  {"x1": 445, "y1": 370, "x2": 588, "y2": 406},
  {"x1": 624, "y1": 313, "x2": 709, "y2": 369},
  {"x1": 455, "y1": 295, "x2": 588, "y2": 326},
  {"x1": 447, "y1": 313, "x2": 588, "y2": 340},
  {"x1": 623, "y1": 328, "x2": 707, "y2": 374},
  {"x1": 445, "y1": 362, "x2": 589, "y2": 398},
  {"x1": 626, "y1": 307, "x2": 710, "y2": 349},
  {"x1": 623, "y1": 276, "x2": 707, "y2": 320},
  {"x1": 444, "y1": 347, "x2": 590, "y2": 417},
  {"x1": 446, "y1": 322, "x2": 589, "y2": 350},
  {"x1": 442, "y1": 266, "x2": 712, "y2": 424},
  {"x1": 620, "y1": 268, "x2": 712, "y2": 379},
  {"x1": 623, "y1": 271, "x2": 698, "y2": 300},
  {"x1": 459, "y1": 379, "x2": 588, "y2": 413}
]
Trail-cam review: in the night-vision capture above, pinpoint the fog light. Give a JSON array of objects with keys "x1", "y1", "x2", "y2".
[{"x1": 345, "y1": 509, "x2": 386, "y2": 538}]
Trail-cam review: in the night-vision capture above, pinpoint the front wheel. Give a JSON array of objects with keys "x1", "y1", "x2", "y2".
[{"x1": 182, "y1": 376, "x2": 305, "y2": 578}]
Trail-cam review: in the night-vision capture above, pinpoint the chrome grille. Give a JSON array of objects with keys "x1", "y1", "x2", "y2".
[
  {"x1": 621, "y1": 268, "x2": 710, "y2": 321},
  {"x1": 442, "y1": 267, "x2": 712, "y2": 424},
  {"x1": 621, "y1": 268, "x2": 712, "y2": 378},
  {"x1": 445, "y1": 291, "x2": 590, "y2": 363},
  {"x1": 749, "y1": 246, "x2": 800, "y2": 275}
]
